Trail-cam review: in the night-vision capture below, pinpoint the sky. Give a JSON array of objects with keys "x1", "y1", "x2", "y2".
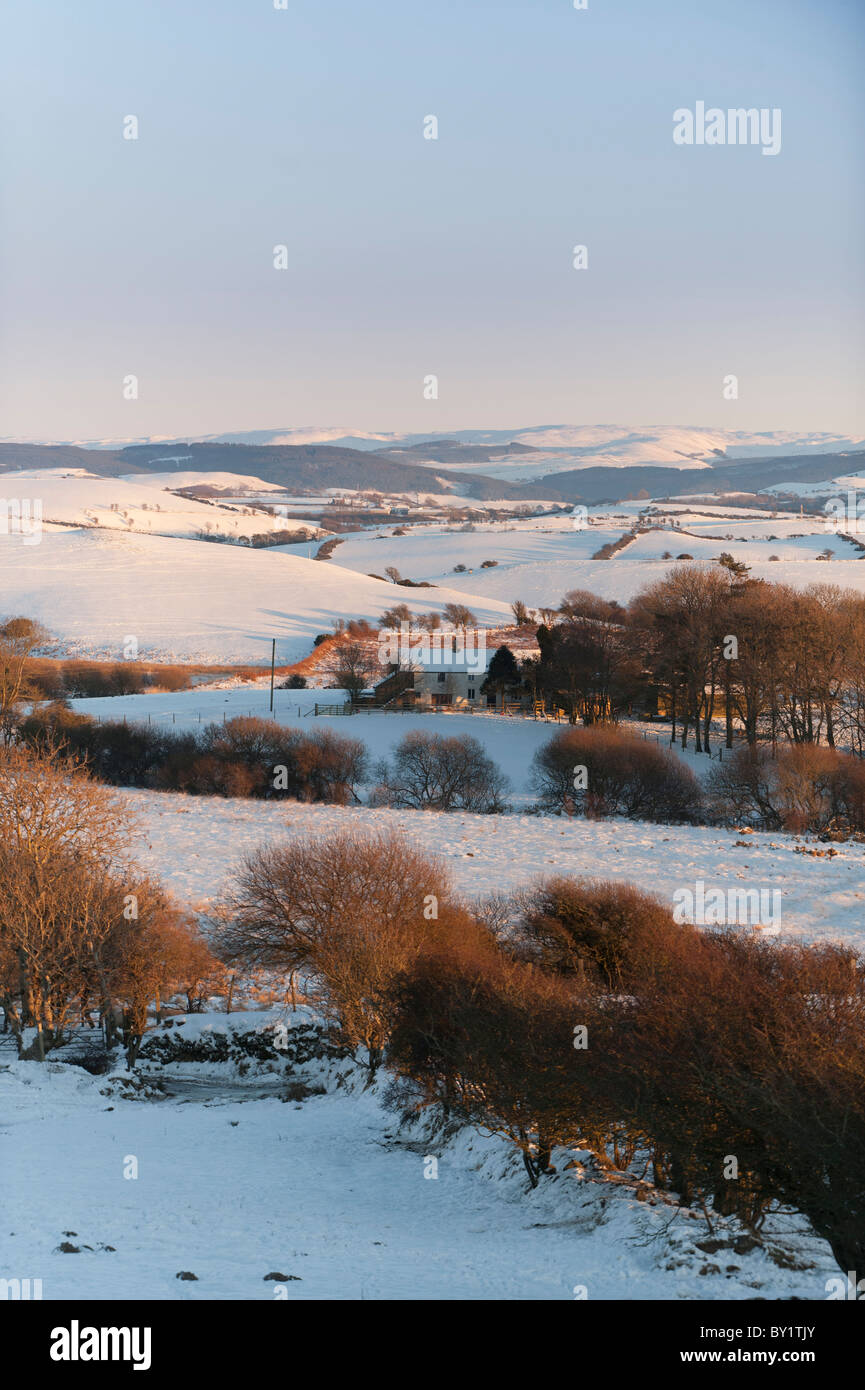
[{"x1": 1, "y1": 0, "x2": 863, "y2": 442}]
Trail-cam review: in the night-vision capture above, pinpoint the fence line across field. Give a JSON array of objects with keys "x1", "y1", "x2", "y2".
[{"x1": 90, "y1": 703, "x2": 573, "y2": 725}]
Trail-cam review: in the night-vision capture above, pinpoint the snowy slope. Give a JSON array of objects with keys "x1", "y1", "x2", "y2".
[
  {"x1": 0, "y1": 471, "x2": 306, "y2": 542},
  {"x1": 1, "y1": 1030, "x2": 833, "y2": 1301},
  {"x1": 0, "y1": 527, "x2": 512, "y2": 664},
  {"x1": 117, "y1": 788, "x2": 865, "y2": 954},
  {"x1": 767, "y1": 468, "x2": 865, "y2": 498},
  {"x1": 120, "y1": 470, "x2": 280, "y2": 494}
]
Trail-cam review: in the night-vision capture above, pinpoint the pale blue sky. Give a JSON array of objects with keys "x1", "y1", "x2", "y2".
[{"x1": 1, "y1": 0, "x2": 863, "y2": 440}]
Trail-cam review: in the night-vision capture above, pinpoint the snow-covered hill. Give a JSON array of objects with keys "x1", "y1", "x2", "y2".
[
  {"x1": 18, "y1": 425, "x2": 864, "y2": 472},
  {"x1": 120, "y1": 470, "x2": 280, "y2": 495},
  {"x1": 0, "y1": 471, "x2": 311, "y2": 542},
  {"x1": 315, "y1": 504, "x2": 865, "y2": 610},
  {"x1": 206, "y1": 425, "x2": 865, "y2": 465},
  {"x1": 0, "y1": 526, "x2": 512, "y2": 664}
]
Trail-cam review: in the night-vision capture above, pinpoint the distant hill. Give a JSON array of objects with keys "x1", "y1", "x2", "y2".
[
  {"x1": 530, "y1": 450, "x2": 865, "y2": 504},
  {"x1": 0, "y1": 440, "x2": 523, "y2": 501},
  {"x1": 1, "y1": 439, "x2": 862, "y2": 507}
]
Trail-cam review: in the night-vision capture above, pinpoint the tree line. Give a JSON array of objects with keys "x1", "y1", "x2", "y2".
[
  {"x1": 18, "y1": 709, "x2": 507, "y2": 812},
  {"x1": 216, "y1": 826, "x2": 865, "y2": 1277},
  {"x1": 0, "y1": 743, "x2": 223, "y2": 1067},
  {"x1": 513, "y1": 561, "x2": 865, "y2": 755}
]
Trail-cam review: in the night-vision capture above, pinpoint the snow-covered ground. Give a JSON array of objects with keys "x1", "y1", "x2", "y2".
[
  {"x1": 72, "y1": 688, "x2": 721, "y2": 795},
  {"x1": 120, "y1": 470, "x2": 280, "y2": 494},
  {"x1": 316, "y1": 516, "x2": 616, "y2": 599},
  {"x1": 74, "y1": 691, "x2": 564, "y2": 793},
  {"x1": 64, "y1": 689, "x2": 865, "y2": 953},
  {"x1": 112, "y1": 788, "x2": 865, "y2": 953},
  {"x1": 0, "y1": 1011, "x2": 835, "y2": 1301}
]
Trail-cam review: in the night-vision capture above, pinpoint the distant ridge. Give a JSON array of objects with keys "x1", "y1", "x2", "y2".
[{"x1": 1, "y1": 438, "x2": 862, "y2": 506}]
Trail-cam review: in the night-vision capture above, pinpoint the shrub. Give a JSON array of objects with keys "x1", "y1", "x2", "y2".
[
  {"x1": 177, "y1": 718, "x2": 367, "y2": 803},
  {"x1": 609, "y1": 925, "x2": 865, "y2": 1271},
  {"x1": 510, "y1": 876, "x2": 693, "y2": 991},
  {"x1": 0, "y1": 741, "x2": 151, "y2": 1060},
  {"x1": 531, "y1": 725, "x2": 701, "y2": 822},
  {"x1": 385, "y1": 927, "x2": 608, "y2": 1183},
  {"x1": 373, "y1": 730, "x2": 509, "y2": 813},
  {"x1": 19, "y1": 710, "x2": 367, "y2": 803},
  {"x1": 217, "y1": 829, "x2": 456, "y2": 1071},
  {"x1": 24, "y1": 661, "x2": 66, "y2": 701},
  {"x1": 61, "y1": 661, "x2": 149, "y2": 698},
  {"x1": 708, "y1": 744, "x2": 865, "y2": 832},
  {"x1": 19, "y1": 705, "x2": 183, "y2": 786},
  {"x1": 145, "y1": 665, "x2": 191, "y2": 693},
  {"x1": 387, "y1": 869, "x2": 865, "y2": 1270}
]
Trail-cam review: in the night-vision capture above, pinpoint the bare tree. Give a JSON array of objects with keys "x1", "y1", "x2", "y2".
[
  {"x1": 380, "y1": 604, "x2": 413, "y2": 630},
  {"x1": 324, "y1": 640, "x2": 377, "y2": 704},
  {"x1": 0, "y1": 616, "x2": 50, "y2": 740},
  {"x1": 374, "y1": 730, "x2": 510, "y2": 813},
  {"x1": 441, "y1": 602, "x2": 476, "y2": 631},
  {"x1": 216, "y1": 829, "x2": 453, "y2": 1071},
  {"x1": 0, "y1": 743, "x2": 135, "y2": 1059}
]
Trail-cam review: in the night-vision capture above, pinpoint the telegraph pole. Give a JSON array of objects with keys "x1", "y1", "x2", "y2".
[{"x1": 269, "y1": 638, "x2": 276, "y2": 714}]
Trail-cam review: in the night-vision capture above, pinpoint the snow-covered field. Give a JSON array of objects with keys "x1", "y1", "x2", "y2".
[
  {"x1": 311, "y1": 506, "x2": 865, "y2": 610},
  {"x1": 74, "y1": 691, "x2": 564, "y2": 796},
  {"x1": 121, "y1": 790, "x2": 865, "y2": 953},
  {"x1": 120, "y1": 469, "x2": 279, "y2": 494},
  {"x1": 66, "y1": 687, "x2": 865, "y2": 954}
]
